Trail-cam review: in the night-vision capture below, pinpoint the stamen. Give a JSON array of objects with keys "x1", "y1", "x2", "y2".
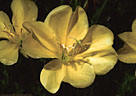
[
  {"x1": 61, "y1": 44, "x2": 65, "y2": 48},
  {"x1": 3, "y1": 24, "x2": 15, "y2": 38},
  {"x1": 69, "y1": 39, "x2": 91, "y2": 56},
  {"x1": 3, "y1": 31, "x2": 14, "y2": 38}
]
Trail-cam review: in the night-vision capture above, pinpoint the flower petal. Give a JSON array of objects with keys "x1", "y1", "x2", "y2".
[
  {"x1": 0, "y1": 40, "x2": 18, "y2": 65},
  {"x1": 21, "y1": 34, "x2": 57, "y2": 58},
  {"x1": 84, "y1": 47, "x2": 117, "y2": 75},
  {"x1": 118, "y1": 32, "x2": 136, "y2": 50},
  {"x1": 118, "y1": 44, "x2": 136, "y2": 63},
  {"x1": 74, "y1": 25, "x2": 117, "y2": 75},
  {"x1": 0, "y1": 11, "x2": 13, "y2": 39},
  {"x1": 40, "y1": 59, "x2": 65, "y2": 93},
  {"x1": 23, "y1": 21, "x2": 59, "y2": 55},
  {"x1": 81, "y1": 25, "x2": 93, "y2": 44},
  {"x1": 11, "y1": 0, "x2": 38, "y2": 32},
  {"x1": 66, "y1": 6, "x2": 89, "y2": 47},
  {"x1": 0, "y1": 32, "x2": 9, "y2": 39},
  {"x1": 77, "y1": 25, "x2": 114, "y2": 57},
  {"x1": 132, "y1": 19, "x2": 136, "y2": 32},
  {"x1": 88, "y1": 25, "x2": 114, "y2": 51},
  {"x1": 44, "y1": 5, "x2": 72, "y2": 45},
  {"x1": 63, "y1": 62, "x2": 95, "y2": 88}
]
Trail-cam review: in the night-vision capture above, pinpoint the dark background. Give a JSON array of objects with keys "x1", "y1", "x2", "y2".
[{"x1": 0, "y1": 0, "x2": 136, "y2": 96}]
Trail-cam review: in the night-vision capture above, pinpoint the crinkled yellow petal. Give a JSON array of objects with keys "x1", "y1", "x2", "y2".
[
  {"x1": 132, "y1": 19, "x2": 136, "y2": 32},
  {"x1": 118, "y1": 44, "x2": 136, "y2": 63},
  {"x1": 44, "y1": 5, "x2": 72, "y2": 45},
  {"x1": 0, "y1": 11, "x2": 13, "y2": 39},
  {"x1": 11, "y1": 0, "x2": 38, "y2": 32},
  {"x1": 21, "y1": 34, "x2": 57, "y2": 58},
  {"x1": 23, "y1": 21, "x2": 59, "y2": 55},
  {"x1": 88, "y1": 25, "x2": 114, "y2": 51},
  {"x1": 63, "y1": 62, "x2": 95, "y2": 88},
  {"x1": 66, "y1": 6, "x2": 88, "y2": 47},
  {"x1": 85, "y1": 47, "x2": 117, "y2": 75},
  {"x1": 0, "y1": 40, "x2": 18, "y2": 65},
  {"x1": 118, "y1": 32, "x2": 136, "y2": 50},
  {"x1": 40, "y1": 59, "x2": 65, "y2": 93},
  {"x1": 0, "y1": 32, "x2": 9, "y2": 39},
  {"x1": 81, "y1": 25, "x2": 92, "y2": 44},
  {"x1": 73, "y1": 25, "x2": 117, "y2": 74},
  {"x1": 77, "y1": 25, "x2": 114, "y2": 56}
]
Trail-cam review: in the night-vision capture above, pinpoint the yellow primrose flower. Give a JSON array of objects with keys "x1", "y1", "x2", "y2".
[
  {"x1": 23, "y1": 5, "x2": 117, "y2": 93},
  {"x1": 0, "y1": 0, "x2": 48, "y2": 65},
  {"x1": 118, "y1": 19, "x2": 136, "y2": 76},
  {"x1": 118, "y1": 19, "x2": 136, "y2": 63}
]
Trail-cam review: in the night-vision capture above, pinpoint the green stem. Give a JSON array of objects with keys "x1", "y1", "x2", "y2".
[
  {"x1": 83, "y1": 0, "x2": 88, "y2": 8},
  {"x1": 91, "y1": 0, "x2": 109, "y2": 24}
]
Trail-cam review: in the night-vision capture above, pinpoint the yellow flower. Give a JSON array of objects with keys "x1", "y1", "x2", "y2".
[
  {"x1": 118, "y1": 19, "x2": 136, "y2": 77},
  {"x1": 0, "y1": 0, "x2": 48, "y2": 65},
  {"x1": 23, "y1": 5, "x2": 117, "y2": 93},
  {"x1": 118, "y1": 19, "x2": 136, "y2": 63}
]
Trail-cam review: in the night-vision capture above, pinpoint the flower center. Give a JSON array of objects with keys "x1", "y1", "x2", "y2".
[
  {"x1": 60, "y1": 44, "x2": 70, "y2": 63},
  {"x1": 59, "y1": 39, "x2": 91, "y2": 65},
  {"x1": 60, "y1": 42, "x2": 91, "y2": 64},
  {"x1": 3, "y1": 24, "x2": 23, "y2": 48}
]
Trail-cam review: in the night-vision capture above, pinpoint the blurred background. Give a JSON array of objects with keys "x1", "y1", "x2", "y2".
[{"x1": 0, "y1": 0, "x2": 136, "y2": 96}]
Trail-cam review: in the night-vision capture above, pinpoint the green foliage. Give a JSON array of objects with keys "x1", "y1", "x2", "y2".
[
  {"x1": 91, "y1": 0, "x2": 109, "y2": 24},
  {"x1": 117, "y1": 73, "x2": 136, "y2": 96},
  {"x1": 83, "y1": 0, "x2": 88, "y2": 8},
  {"x1": 0, "y1": 66, "x2": 9, "y2": 91}
]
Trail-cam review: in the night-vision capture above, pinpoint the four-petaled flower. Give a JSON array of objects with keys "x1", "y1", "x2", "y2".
[{"x1": 24, "y1": 5, "x2": 118, "y2": 93}]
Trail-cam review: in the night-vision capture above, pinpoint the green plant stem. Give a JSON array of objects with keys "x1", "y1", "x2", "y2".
[{"x1": 91, "y1": 0, "x2": 109, "y2": 24}]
